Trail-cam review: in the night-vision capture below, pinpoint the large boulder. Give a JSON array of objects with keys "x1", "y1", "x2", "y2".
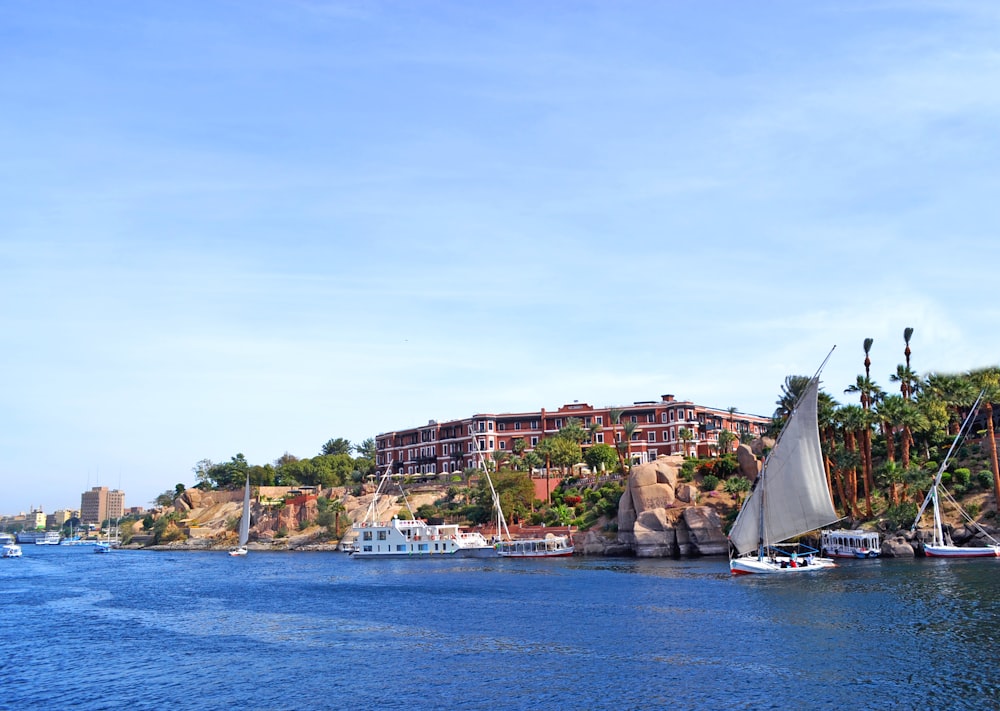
[
  {"x1": 736, "y1": 444, "x2": 759, "y2": 483},
  {"x1": 882, "y1": 535, "x2": 915, "y2": 557},
  {"x1": 682, "y1": 507, "x2": 729, "y2": 556}
]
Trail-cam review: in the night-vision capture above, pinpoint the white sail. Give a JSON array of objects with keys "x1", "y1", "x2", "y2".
[
  {"x1": 729, "y1": 375, "x2": 839, "y2": 556},
  {"x1": 237, "y1": 476, "x2": 251, "y2": 547}
]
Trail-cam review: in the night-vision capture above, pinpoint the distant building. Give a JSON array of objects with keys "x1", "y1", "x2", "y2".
[
  {"x1": 47, "y1": 509, "x2": 75, "y2": 529},
  {"x1": 24, "y1": 508, "x2": 46, "y2": 531},
  {"x1": 80, "y1": 487, "x2": 126, "y2": 524},
  {"x1": 376, "y1": 394, "x2": 770, "y2": 477}
]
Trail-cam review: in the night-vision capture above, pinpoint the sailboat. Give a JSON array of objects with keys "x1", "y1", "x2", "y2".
[
  {"x1": 729, "y1": 355, "x2": 841, "y2": 575},
  {"x1": 472, "y1": 425, "x2": 574, "y2": 558},
  {"x1": 229, "y1": 475, "x2": 251, "y2": 557},
  {"x1": 911, "y1": 391, "x2": 1000, "y2": 558}
]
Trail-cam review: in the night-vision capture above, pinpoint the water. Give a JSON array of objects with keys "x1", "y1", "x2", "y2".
[{"x1": 1, "y1": 547, "x2": 998, "y2": 710}]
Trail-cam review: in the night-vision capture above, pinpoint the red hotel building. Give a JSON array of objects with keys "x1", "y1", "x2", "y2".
[{"x1": 375, "y1": 394, "x2": 771, "y2": 477}]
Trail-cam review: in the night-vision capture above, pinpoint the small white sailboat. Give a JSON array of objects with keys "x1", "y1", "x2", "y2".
[
  {"x1": 912, "y1": 391, "x2": 1000, "y2": 558},
  {"x1": 229, "y1": 476, "x2": 251, "y2": 557},
  {"x1": 729, "y1": 354, "x2": 841, "y2": 575}
]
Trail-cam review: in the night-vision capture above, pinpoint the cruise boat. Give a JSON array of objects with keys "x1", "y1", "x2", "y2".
[
  {"x1": 349, "y1": 462, "x2": 495, "y2": 559},
  {"x1": 351, "y1": 516, "x2": 496, "y2": 558},
  {"x1": 496, "y1": 533, "x2": 574, "y2": 558},
  {"x1": 16, "y1": 531, "x2": 60, "y2": 545},
  {"x1": 2, "y1": 543, "x2": 23, "y2": 558},
  {"x1": 820, "y1": 529, "x2": 881, "y2": 558}
]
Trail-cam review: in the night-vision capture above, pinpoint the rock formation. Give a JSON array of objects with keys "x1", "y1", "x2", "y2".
[{"x1": 614, "y1": 454, "x2": 731, "y2": 557}]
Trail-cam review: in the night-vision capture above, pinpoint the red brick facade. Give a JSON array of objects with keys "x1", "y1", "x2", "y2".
[{"x1": 376, "y1": 394, "x2": 770, "y2": 476}]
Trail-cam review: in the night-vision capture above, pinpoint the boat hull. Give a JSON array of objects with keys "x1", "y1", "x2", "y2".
[
  {"x1": 924, "y1": 544, "x2": 1000, "y2": 558},
  {"x1": 2, "y1": 544, "x2": 22, "y2": 558},
  {"x1": 730, "y1": 555, "x2": 836, "y2": 575}
]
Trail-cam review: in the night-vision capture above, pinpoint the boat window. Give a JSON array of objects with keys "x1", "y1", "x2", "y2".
[{"x1": 363, "y1": 531, "x2": 373, "y2": 541}]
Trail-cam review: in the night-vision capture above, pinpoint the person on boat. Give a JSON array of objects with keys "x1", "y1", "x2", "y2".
[{"x1": 789, "y1": 552, "x2": 798, "y2": 568}]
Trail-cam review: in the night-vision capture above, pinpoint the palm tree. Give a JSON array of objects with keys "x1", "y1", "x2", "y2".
[
  {"x1": 609, "y1": 408, "x2": 625, "y2": 472},
  {"x1": 968, "y1": 367, "x2": 1000, "y2": 510},
  {"x1": 845, "y1": 373, "x2": 882, "y2": 518},
  {"x1": 622, "y1": 420, "x2": 639, "y2": 468},
  {"x1": 836, "y1": 404, "x2": 865, "y2": 519},
  {"x1": 678, "y1": 427, "x2": 694, "y2": 457},
  {"x1": 874, "y1": 394, "x2": 905, "y2": 504}
]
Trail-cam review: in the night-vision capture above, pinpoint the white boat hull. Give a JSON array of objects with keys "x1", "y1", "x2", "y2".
[
  {"x1": 730, "y1": 555, "x2": 836, "y2": 575},
  {"x1": 229, "y1": 547, "x2": 248, "y2": 557},
  {"x1": 924, "y1": 544, "x2": 1000, "y2": 558},
  {"x1": 2, "y1": 544, "x2": 23, "y2": 558}
]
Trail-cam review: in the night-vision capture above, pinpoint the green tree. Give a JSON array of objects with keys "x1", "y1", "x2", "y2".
[
  {"x1": 583, "y1": 443, "x2": 618, "y2": 474},
  {"x1": 321, "y1": 438, "x2": 353, "y2": 456}
]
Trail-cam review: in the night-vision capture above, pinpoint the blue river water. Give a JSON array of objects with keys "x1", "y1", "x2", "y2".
[{"x1": 1, "y1": 545, "x2": 997, "y2": 710}]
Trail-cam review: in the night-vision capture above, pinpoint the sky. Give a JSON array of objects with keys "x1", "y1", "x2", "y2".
[{"x1": 3, "y1": 1, "x2": 1000, "y2": 514}]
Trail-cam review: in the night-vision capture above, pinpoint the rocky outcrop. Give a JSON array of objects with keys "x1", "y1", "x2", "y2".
[
  {"x1": 881, "y1": 534, "x2": 915, "y2": 557},
  {"x1": 613, "y1": 455, "x2": 732, "y2": 558}
]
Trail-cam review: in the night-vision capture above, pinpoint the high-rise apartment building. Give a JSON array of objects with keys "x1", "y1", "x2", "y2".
[{"x1": 80, "y1": 487, "x2": 125, "y2": 524}]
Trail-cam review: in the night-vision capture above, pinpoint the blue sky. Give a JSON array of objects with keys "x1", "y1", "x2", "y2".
[{"x1": 3, "y1": 1, "x2": 1000, "y2": 514}]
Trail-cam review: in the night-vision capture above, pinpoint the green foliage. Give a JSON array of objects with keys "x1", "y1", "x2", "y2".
[
  {"x1": 977, "y1": 470, "x2": 994, "y2": 489},
  {"x1": 701, "y1": 474, "x2": 720, "y2": 491},
  {"x1": 583, "y1": 443, "x2": 619, "y2": 473},
  {"x1": 679, "y1": 458, "x2": 697, "y2": 482},
  {"x1": 966, "y1": 502, "x2": 981, "y2": 519},
  {"x1": 953, "y1": 468, "x2": 971, "y2": 487},
  {"x1": 882, "y1": 502, "x2": 918, "y2": 531}
]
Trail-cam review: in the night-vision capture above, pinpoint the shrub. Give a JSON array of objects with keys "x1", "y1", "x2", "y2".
[
  {"x1": 966, "y1": 502, "x2": 981, "y2": 519},
  {"x1": 701, "y1": 474, "x2": 720, "y2": 492},
  {"x1": 953, "y1": 468, "x2": 972, "y2": 487},
  {"x1": 882, "y1": 502, "x2": 918, "y2": 531},
  {"x1": 977, "y1": 470, "x2": 994, "y2": 489}
]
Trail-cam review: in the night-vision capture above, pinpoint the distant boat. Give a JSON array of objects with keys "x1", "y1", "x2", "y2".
[
  {"x1": 35, "y1": 531, "x2": 60, "y2": 545},
  {"x1": 820, "y1": 529, "x2": 880, "y2": 559},
  {"x1": 912, "y1": 391, "x2": 1000, "y2": 558},
  {"x1": 229, "y1": 476, "x2": 251, "y2": 557},
  {"x1": 2, "y1": 543, "x2": 22, "y2": 558},
  {"x1": 728, "y1": 353, "x2": 841, "y2": 575}
]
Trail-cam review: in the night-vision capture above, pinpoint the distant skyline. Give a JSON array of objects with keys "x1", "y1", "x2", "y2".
[{"x1": 4, "y1": 1, "x2": 1000, "y2": 514}]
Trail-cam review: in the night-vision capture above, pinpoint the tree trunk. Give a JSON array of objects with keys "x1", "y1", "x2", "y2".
[{"x1": 987, "y1": 403, "x2": 1000, "y2": 515}]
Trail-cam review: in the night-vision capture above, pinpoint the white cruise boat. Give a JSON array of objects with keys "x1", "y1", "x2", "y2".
[
  {"x1": 349, "y1": 461, "x2": 495, "y2": 559},
  {"x1": 351, "y1": 516, "x2": 495, "y2": 558},
  {"x1": 2, "y1": 543, "x2": 23, "y2": 558}
]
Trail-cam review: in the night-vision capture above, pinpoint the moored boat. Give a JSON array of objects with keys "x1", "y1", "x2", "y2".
[
  {"x1": 820, "y1": 529, "x2": 881, "y2": 558},
  {"x1": 496, "y1": 533, "x2": 574, "y2": 558},
  {"x1": 911, "y1": 391, "x2": 1000, "y2": 558},
  {"x1": 352, "y1": 516, "x2": 495, "y2": 558}
]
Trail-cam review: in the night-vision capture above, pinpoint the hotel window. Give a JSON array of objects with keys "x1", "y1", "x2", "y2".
[
  {"x1": 648, "y1": 432, "x2": 655, "y2": 442},
  {"x1": 530, "y1": 420, "x2": 539, "y2": 429},
  {"x1": 595, "y1": 433, "x2": 604, "y2": 443},
  {"x1": 554, "y1": 418, "x2": 562, "y2": 429},
  {"x1": 488, "y1": 422, "x2": 494, "y2": 431},
  {"x1": 630, "y1": 415, "x2": 637, "y2": 423},
  {"x1": 661, "y1": 413, "x2": 668, "y2": 423},
  {"x1": 499, "y1": 441, "x2": 506, "y2": 450},
  {"x1": 669, "y1": 410, "x2": 675, "y2": 422},
  {"x1": 647, "y1": 414, "x2": 655, "y2": 423},
  {"x1": 596, "y1": 416, "x2": 603, "y2": 425},
  {"x1": 515, "y1": 422, "x2": 522, "y2": 431},
  {"x1": 531, "y1": 436, "x2": 539, "y2": 446}
]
